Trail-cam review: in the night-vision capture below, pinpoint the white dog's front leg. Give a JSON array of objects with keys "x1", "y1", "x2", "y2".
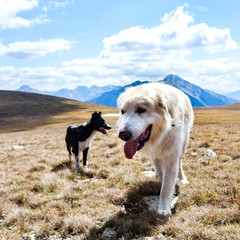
[
  {"x1": 152, "y1": 158, "x2": 163, "y2": 183},
  {"x1": 178, "y1": 158, "x2": 189, "y2": 184},
  {"x1": 157, "y1": 162, "x2": 178, "y2": 216}
]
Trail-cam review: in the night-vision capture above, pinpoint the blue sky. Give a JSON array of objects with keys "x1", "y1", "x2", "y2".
[{"x1": 0, "y1": 0, "x2": 240, "y2": 93}]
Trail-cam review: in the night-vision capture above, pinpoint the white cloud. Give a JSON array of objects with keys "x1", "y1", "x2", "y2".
[
  {"x1": 102, "y1": 6, "x2": 237, "y2": 55},
  {"x1": 0, "y1": 39, "x2": 74, "y2": 59},
  {"x1": 1, "y1": 57, "x2": 239, "y2": 93},
  {"x1": 43, "y1": 0, "x2": 74, "y2": 11},
  {"x1": 0, "y1": 0, "x2": 49, "y2": 29},
  {"x1": 48, "y1": 0, "x2": 72, "y2": 8},
  {"x1": 0, "y1": 5, "x2": 239, "y2": 93}
]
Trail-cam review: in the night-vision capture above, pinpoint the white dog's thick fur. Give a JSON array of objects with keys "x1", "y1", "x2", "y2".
[{"x1": 117, "y1": 83, "x2": 194, "y2": 216}]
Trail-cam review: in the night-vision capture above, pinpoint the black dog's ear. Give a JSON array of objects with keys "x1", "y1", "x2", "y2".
[
  {"x1": 98, "y1": 112, "x2": 102, "y2": 116},
  {"x1": 92, "y1": 112, "x2": 98, "y2": 119}
]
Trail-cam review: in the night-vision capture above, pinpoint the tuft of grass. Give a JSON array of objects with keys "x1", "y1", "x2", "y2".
[
  {"x1": 28, "y1": 165, "x2": 46, "y2": 172},
  {"x1": 96, "y1": 169, "x2": 110, "y2": 179},
  {"x1": 12, "y1": 194, "x2": 27, "y2": 206},
  {"x1": 199, "y1": 141, "x2": 211, "y2": 148},
  {"x1": 31, "y1": 184, "x2": 44, "y2": 193},
  {"x1": 107, "y1": 143, "x2": 118, "y2": 149}
]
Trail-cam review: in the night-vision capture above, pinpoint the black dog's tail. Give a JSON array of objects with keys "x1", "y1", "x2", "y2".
[
  {"x1": 65, "y1": 126, "x2": 72, "y2": 155},
  {"x1": 66, "y1": 140, "x2": 71, "y2": 155}
]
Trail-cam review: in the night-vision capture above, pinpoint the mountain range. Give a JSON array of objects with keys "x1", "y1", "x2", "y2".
[
  {"x1": 88, "y1": 75, "x2": 238, "y2": 107},
  {"x1": 16, "y1": 84, "x2": 121, "y2": 102},
  {"x1": 225, "y1": 90, "x2": 240, "y2": 100},
  {"x1": 16, "y1": 75, "x2": 239, "y2": 107}
]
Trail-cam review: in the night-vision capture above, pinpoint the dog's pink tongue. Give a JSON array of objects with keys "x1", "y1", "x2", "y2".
[{"x1": 124, "y1": 137, "x2": 139, "y2": 159}]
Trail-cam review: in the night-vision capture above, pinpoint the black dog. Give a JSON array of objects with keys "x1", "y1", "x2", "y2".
[{"x1": 65, "y1": 112, "x2": 111, "y2": 169}]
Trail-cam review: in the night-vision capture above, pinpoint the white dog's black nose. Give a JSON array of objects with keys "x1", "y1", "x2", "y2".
[{"x1": 119, "y1": 131, "x2": 132, "y2": 141}]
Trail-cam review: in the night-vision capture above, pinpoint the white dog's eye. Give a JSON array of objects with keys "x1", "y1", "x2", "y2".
[
  {"x1": 121, "y1": 109, "x2": 126, "y2": 115},
  {"x1": 136, "y1": 107, "x2": 146, "y2": 114}
]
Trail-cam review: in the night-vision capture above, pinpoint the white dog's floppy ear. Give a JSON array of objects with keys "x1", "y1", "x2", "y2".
[
  {"x1": 155, "y1": 94, "x2": 175, "y2": 127},
  {"x1": 155, "y1": 95, "x2": 167, "y2": 115}
]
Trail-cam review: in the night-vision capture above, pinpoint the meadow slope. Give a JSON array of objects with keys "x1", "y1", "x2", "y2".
[
  {"x1": 0, "y1": 103, "x2": 239, "y2": 239},
  {"x1": 0, "y1": 90, "x2": 116, "y2": 133}
]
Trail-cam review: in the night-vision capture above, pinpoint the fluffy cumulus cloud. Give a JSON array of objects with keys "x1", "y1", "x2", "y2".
[
  {"x1": 0, "y1": 5, "x2": 239, "y2": 92},
  {"x1": 102, "y1": 6, "x2": 237, "y2": 54},
  {"x1": 0, "y1": 0, "x2": 49, "y2": 29},
  {"x1": 57, "y1": 6, "x2": 239, "y2": 92},
  {"x1": 0, "y1": 38, "x2": 74, "y2": 59}
]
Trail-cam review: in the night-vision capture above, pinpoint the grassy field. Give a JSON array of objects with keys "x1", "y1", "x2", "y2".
[{"x1": 0, "y1": 93, "x2": 239, "y2": 239}]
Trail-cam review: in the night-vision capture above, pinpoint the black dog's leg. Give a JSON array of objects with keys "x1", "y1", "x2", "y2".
[
  {"x1": 83, "y1": 147, "x2": 89, "y2": 170},
  {"x1": 74, "y1": 143, "x2": 80, "y2": 169},
  {"x1": 66, "y1": 141, "x2": 72, "y2": 163}
]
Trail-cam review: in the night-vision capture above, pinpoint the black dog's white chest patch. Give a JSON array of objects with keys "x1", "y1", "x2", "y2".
[
  {"x1": 78, "y1": 132, "x2": 95, "y2": 151},
  {"x1": 70, "y1": 125, "x2": 78, "y2": 128}
]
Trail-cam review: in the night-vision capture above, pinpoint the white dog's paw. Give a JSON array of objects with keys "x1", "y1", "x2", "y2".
[
  {"x1": 180, "y1": 179, "x2": 189, "y2": 185},
  {"x1": 178, "y1": 177, "x2": 189, "y2": 185},
  {"x1": 157, "y1": 208, "x2": 171, "y2": 217},
  {"x1": 142, "y1": 170, "x2": 156, "y2": 178}
]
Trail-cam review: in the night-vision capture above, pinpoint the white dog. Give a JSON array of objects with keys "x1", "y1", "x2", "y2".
[{"x1": 117, "y1": 82, "x2": 194, "y2": 216}]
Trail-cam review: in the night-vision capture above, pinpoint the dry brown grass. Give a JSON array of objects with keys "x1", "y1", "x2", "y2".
[
  {"x1": 0, "y1": 104, "x2": 240, "y2": 239},
  {"x1": 0, "y1": 90, "x2": 116, "y2": 133}
]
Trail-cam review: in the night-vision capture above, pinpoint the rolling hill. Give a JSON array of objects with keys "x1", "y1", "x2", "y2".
[{"x1": 0, "y1": 90, "x2": 116, "y2": 133}]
